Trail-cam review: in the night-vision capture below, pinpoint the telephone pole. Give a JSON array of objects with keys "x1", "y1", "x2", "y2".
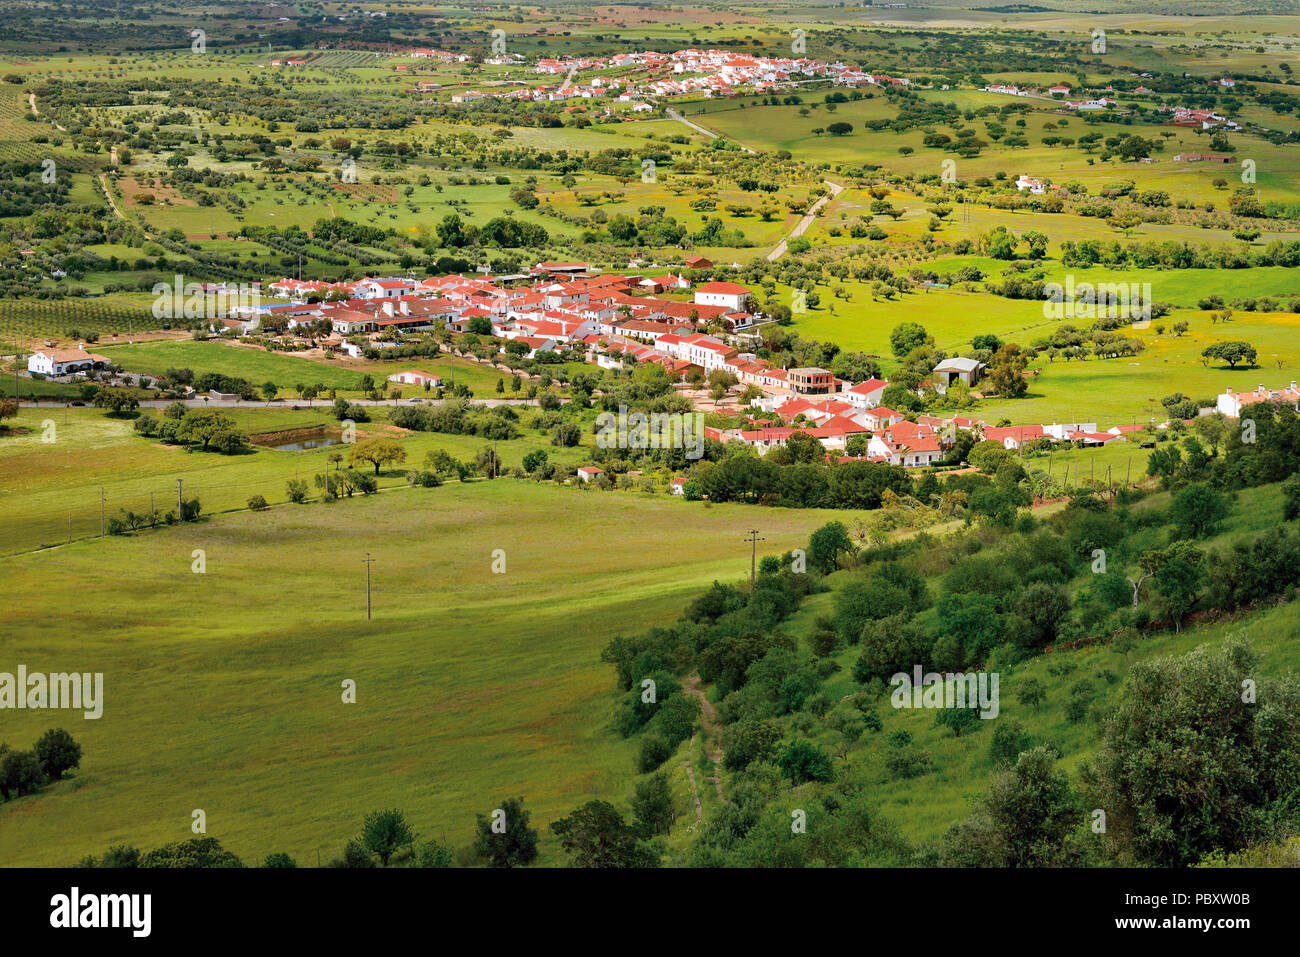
[
  {"x1": 744, "y1": 529, "x2": 765, "y2": 591},
  {"x1": 177, "y1": 478, "x2": 184, "y2": 519},
  {"x1": 99, "y1": 487, "x2": 105, "y2": 537},
  {"x1": 363, "y1": 552, "x2": 375, "y2": 620}
]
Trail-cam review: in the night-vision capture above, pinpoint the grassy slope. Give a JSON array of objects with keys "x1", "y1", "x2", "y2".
[{"x1": 773, "y1": 482, "x2": 1300, "y2": 850}]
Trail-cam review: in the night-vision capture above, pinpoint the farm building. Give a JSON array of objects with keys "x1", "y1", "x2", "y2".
[
  {"x1": 933, "y1": 356, "x2": 986, "y2": 391},
  {"x1": 387, "y1": 371, "x2": 444, "y2": 388},
  {"x1": 27, "y1": 348, "x2": 111, "y2": 377}
]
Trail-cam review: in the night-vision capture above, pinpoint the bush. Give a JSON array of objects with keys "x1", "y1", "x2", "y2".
[
  {"x1": 407, "y1": 469, "x2": 441, "y2": 488},
  {"x1": 636, "y1": 734, "x2": 673, "y2": 773},
  {"x1": 885, "y1": 745, "x2": 931, "y2": 779},
  {"x1": 247, "y1": 494, "x2": 269, "y2": 511},
  {"x1": 286, "y1": 478, "x2": 309, "y2": 503}
]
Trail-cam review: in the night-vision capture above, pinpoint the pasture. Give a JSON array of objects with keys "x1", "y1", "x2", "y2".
[{"x1": 0, "y1": 477, "x2": 836, "y2": 866}]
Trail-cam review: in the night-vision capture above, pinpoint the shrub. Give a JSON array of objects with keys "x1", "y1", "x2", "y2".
[
  {"x1": 247, "y1": 494, "x2": 269, "y2": 511},
  {"x1": 636, "y1": 734, "x2": 673, "y2": 773}
]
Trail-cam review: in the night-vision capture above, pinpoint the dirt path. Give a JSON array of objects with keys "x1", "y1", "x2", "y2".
[
  {"x1": 665, "y1": 108, "x2": 755, "y2": 154},
  {"x1": 29, "y1": 92, "x2": 66, "y2": 131},
  {"x1": 683, "y1": 732, "x2": 704, "y2": 822},
  {"x1": 683, "y1": 674, "x2": 726, "y2": 804},
  {"x1": 99, "y1": 173, "x2": 127, "y2": 221}
]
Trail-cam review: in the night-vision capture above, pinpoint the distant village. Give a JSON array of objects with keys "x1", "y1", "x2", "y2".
[{"x1": 392, "y1": 46, "x2": 909, "y2": 110}]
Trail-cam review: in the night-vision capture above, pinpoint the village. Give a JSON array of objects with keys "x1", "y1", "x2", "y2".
[
  {"x1": 410, "y1": 46, "x2": 907, "y2": 109},
  {"x1": 28, "y1": 260, "x2": 1297, "y2": 476}
]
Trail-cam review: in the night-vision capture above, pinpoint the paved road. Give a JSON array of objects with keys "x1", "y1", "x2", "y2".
[
  {"x1": 766, "y1": 179, "x2": 843, "y2": 261},
  {"x1": 665, "y1": 108, "x2": 756, "y2": 153}
]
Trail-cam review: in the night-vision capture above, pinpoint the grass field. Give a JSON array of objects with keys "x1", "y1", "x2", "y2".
[
  {"x1": 99, "y1": 340, "x2": 368, "y2": 391},
  {"x1": 0, "y1": 406, "x2": 589, "y2": 554},
  {"x1": 0, "y1": 479, "x2": 838, "y2": 866}
]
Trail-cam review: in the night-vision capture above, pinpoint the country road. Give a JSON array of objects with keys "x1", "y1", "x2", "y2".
[
  {"x1": 557, "y1": 63, "x2": 578, "y2": 93},
  {"x1": 665, "y1": 108, "x2": 756, "y2": 153},
  {"x1": 664, "y1": 108, "x2": 841, "y2": 262},
  {"x1": 28, "y1": 92, "x2": 67, "y2": 131},
  {"x1": 766, "y1": 179, "x2": 843, "y2": 261},
  {"x1": 99, "y1": 172, "x2": 127, "y2": 221}
]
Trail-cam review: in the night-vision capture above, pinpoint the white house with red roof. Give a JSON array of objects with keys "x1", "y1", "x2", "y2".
[
  {"x1": 27, "y1": 347, "x2": 111, "y2": 377},
  {"x1": 1216, "y1": 382, "x2": 1300, "y2": 417},
  {"x1": 981, "y1": 425, "x2": 1047, "y2": 450},
  {"x1": 843, "y1": 378, "x2": 889, "y2": 410},
  {"x1": 356, "y1": 277, "x2": 419, "y2": 300}
]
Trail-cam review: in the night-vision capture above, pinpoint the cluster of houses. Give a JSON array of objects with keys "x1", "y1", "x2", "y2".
[
  {"x1": 1160, "y1": 105, "x2": 1239, "y2": 131},
  {"x1": 410, "y1": 48, "x2": 473, "y2": 63},
  {"x1": 440, "y1": 47, "x2": 910, "y2": 107},
  {"x1": 253, "y1": 266, "x2": 760, "y2": 363},
  {"x1": 980, "y1": 83, "x2": 1242, "y2": 129},
  {"x1": 706, "y1": 392, "x2": 1160, "y2": 467}
]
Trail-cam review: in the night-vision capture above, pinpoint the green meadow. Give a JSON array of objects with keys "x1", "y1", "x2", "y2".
[
  {"x1": 0, "y1": 406, "x2": 586, "y2": 554},
  {"x1": 0, "y1": 478, "x2": 836, "y2": 866}
]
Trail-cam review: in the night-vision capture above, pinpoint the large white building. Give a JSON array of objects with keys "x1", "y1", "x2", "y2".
[{"x1": 694, "y1": 281, "x2": 751, "y2": 312}]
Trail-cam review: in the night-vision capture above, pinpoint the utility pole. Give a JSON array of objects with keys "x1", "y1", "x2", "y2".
[
  {"x1": 363, "y1": 552, "x2": 375, "y2": 620},
  {"x1": 744, "y1": 529, "x2": 765, "y2": 591},
  {"x1": 99, "y1": 487, "x2": 105, "y2": 537},
  {"x1": 177, "y1": 478, "x2": 183, "y2": 520}
]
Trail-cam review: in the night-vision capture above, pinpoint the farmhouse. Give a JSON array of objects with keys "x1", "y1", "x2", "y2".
[
  {"x1": 27, "y1": 348, "x2": 111, "y2": 376},
  {"x1": 1216, "y1": 383, "x2": 1300, "y2": 418},
  {"x1": 1173, "y1": 153, "x2": 1233, "y2": 163},
  {"x1": 577, "y1": 466, "x2": 604, "y2": 482}
]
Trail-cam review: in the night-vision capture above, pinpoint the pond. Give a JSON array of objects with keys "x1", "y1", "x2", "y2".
[{"x1": 270, "y1": 435, "x2": 343, "y2": 452}]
